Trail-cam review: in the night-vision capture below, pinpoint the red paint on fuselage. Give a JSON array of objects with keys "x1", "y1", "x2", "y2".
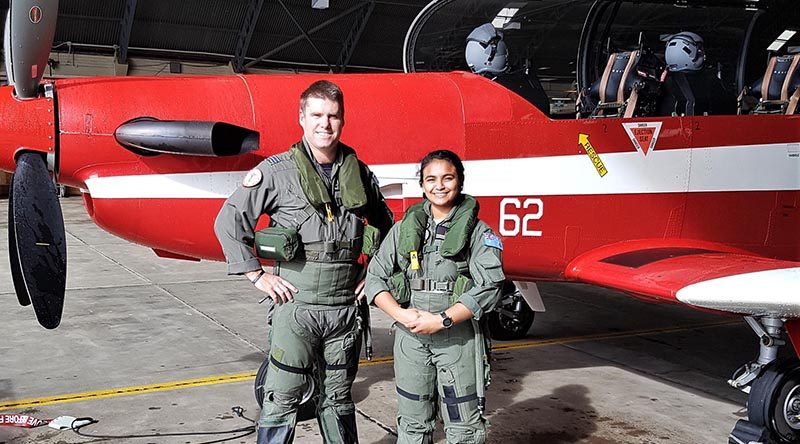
[
  {"x1": 0, "y1": 85, "x2": 56, "y2": 169},
  {"x1": 1, "y1": 73, "x2": 797, "y2": 285}
]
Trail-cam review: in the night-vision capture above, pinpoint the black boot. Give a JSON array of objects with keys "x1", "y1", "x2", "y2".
[{"x1": 257, "y1": 425, "x2": 295, "y2": 444}]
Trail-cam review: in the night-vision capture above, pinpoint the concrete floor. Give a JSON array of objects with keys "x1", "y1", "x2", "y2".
[{"x1": 0, "y1": 197, "x2": 760, "y2": 443}]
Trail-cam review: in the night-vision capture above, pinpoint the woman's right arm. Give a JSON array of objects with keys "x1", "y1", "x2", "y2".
[{"x1": 365, "y1": 224, "x2": 420, "y2": 326}]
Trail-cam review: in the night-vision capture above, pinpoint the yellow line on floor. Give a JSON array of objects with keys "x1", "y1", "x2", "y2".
[
  {"x1": 0, "y1": 373, "x2": 256, "y2": 410},
  {"x1": 0, "y1": 319, "x2": 740, "y2": 411}
]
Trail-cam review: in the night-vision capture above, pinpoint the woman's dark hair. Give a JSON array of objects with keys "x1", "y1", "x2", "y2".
[{"x1": 418, "y1": 149, "x2": 465, "y2": 188}]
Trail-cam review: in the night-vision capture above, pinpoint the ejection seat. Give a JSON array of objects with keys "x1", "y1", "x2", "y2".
[
  {"x1": 657, "y1": 68, "x2": 737, "y2": 116},
  {"x1": 494, "y1": 66, "x2": 551, "y2": 116},
  {"x1": 584, "y1": 49, "x2": 665, "y2": 118},
  {"x1": 741, "y1": 53, "x2": 800, "y2": 115}
]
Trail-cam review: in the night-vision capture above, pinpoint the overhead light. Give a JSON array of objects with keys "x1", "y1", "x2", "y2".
[
  {"x1": 312, "y1": 0, "x2": 329, "y2": 9},
  {"x1": 767, "y1": 29, "x2": 797, "y2": 52}
]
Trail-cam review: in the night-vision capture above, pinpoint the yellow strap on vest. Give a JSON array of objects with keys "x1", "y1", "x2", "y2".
[{"x1": 409, "y1": 250, "x2": 420, "y2": 270}]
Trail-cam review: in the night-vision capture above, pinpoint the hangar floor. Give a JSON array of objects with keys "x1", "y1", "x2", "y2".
[{"x1": 0, "y1": 197, "x2": 757, "y2": 443}]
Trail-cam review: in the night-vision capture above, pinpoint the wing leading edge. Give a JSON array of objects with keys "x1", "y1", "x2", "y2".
[{"x1": 565, "y1": 239, "x2": 800, "y2": 317}]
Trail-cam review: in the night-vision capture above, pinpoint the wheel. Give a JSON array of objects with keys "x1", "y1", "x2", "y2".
[
  {"x1": 254, "y1": 356, "x2": 318, "y2": 421},
  {"x1": 747, "y1": 358, "x2": 800, "y2": 443},
  {"x1": 486, "y1": 292, "x2": 535, "y2": 341}
]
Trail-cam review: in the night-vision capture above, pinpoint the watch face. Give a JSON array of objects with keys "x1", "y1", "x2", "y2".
[{"x1": 441, "y1": 312, "x2": 453, "y2": 328}]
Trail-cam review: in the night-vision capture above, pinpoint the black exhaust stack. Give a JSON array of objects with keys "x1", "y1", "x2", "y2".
[{"x1": 115, "y1": 118, "x2": 260, "y2": 157}]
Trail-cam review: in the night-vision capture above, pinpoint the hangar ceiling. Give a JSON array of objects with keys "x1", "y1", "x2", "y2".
[
  {"x1": 0, "y1": 0, "x2": 432, "y2": 73},
  {"x1": 0, "y1": 0, "x2": 794, "y2": 86}
]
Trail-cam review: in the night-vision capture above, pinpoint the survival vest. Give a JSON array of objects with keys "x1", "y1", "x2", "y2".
[
  {"x1": 391, "y1": 195, "x2": 479, "y2": 305},
  {"x1": 290, "y1": 142, "x2": 368, "y2": 222}
]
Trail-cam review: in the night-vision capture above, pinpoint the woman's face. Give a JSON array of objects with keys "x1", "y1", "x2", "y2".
[{"x1": 421, "y1": 159, "x2": 461, "y2": 213}]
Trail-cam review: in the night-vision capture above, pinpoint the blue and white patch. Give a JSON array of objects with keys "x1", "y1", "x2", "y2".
[
  {"x1": 483, "y1": 232, "x2": 503, "y2": 250},
  {"x1": 242, "y1": 168, "x2": 263, "y2": 188},
  {"x1": 266, "y1": 155, "x2": 283, "y2": 165}
]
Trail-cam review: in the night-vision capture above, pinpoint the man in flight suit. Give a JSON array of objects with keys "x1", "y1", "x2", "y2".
[{"x1": 214, "y1": 80, "x2": 393, "y2": 443}]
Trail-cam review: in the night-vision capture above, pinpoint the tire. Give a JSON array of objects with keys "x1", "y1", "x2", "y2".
[
  {"x1": 254, "y1": 356, "x2": 318, "y2": 422},
  {"x1": 748, "y1": 358, "x2": 800, "y2": 443},
  {"x1": 486, "y1": 296, "x2": 535, "y2": 341}
]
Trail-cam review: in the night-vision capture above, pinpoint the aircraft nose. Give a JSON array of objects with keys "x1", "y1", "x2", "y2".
[{"x1": 0, "y1": 84, "x2": 57, "y2": 173}]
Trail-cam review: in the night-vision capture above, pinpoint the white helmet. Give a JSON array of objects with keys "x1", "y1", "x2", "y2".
[
  {"x1": 465, "y1": 23, "x2": 508, "y2": 75},
  {"x1": 664, "y1": 31, "x2": 705, "y2": 72}
]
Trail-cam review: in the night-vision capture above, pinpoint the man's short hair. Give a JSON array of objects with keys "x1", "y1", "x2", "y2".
[{"x1": 300, "y1": 80, "x2": 344, "y2": 116}]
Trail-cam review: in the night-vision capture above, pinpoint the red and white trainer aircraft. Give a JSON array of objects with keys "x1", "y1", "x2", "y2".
[{"x1": 1, "y1": 0, "x2": 798, "y2": 442}]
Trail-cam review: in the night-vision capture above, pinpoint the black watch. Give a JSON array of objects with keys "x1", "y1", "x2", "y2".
[{"x1": 440, "y1": 311, "x2": 454, "y2": 329}]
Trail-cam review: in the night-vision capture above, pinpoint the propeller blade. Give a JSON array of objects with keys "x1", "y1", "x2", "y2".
[
  {"x1": 7, "y1": 176, "x2": 31, "y2": 307},
  {"x1": 5, "y1": 0, "x2": 59, "y2": 99},
  {"x1": 10, "y1": 152, "x2": 66, "y2": 329}
]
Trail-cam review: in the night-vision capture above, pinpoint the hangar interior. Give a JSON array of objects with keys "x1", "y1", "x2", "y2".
[{"x1": 2, "y1": 2, "x2": 800, "y2": 443}]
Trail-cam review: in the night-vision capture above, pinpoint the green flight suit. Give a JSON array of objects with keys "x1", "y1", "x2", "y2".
[
  {"x1": 365, "y1": 198, "x2": 505, "y2": 444},
  {"x1": 214, "y1": 139, "x2": 393, "y2": 443}
]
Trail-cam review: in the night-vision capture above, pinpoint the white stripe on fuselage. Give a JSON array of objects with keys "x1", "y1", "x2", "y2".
[
  {"x1": 83, "y1": 143, "x2": 800, "y2": 199},
  {"x1": 676, "y1": 267, "x2": 800, "y2": 317},
  {"x1": 84, "y1": 171, "x2": 246, "y2": 199}
]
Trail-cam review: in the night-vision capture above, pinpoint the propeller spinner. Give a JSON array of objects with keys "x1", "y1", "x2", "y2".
[{"x1": 5, "y1": 0, "x2": 59, "y2": 99}]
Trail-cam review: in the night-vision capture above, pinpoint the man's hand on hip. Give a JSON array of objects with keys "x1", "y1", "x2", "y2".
[{"x1": 247, "y1": 270, "x2": 298, "y2": 304}]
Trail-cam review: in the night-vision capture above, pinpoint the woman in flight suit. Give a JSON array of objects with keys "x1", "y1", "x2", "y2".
[{"x1": 365, "y1": 149, "x2": 505, "y2": 443}]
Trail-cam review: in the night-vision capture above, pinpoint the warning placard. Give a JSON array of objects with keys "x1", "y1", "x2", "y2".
[{"x1": 622, "y1": 122, "x2": 662, "y2": 156}]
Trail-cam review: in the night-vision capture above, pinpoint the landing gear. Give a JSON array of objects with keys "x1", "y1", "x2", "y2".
[
  {"x1": 728, "y1": 317, "x2": 800, "y2": 444},
  {"x1": 486, "y1": 281, "x2": 535, "y2": 340},
  {"x1": 747, "y1": 359, "x2": 800, "y2": 443},
  {"x1": 254, "y1": 356, "x2": 318, "y2": 422}
]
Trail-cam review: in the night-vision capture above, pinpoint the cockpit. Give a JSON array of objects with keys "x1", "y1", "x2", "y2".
[{"x1": 403, "y1": 0, "x2": 799, "y2": 119}]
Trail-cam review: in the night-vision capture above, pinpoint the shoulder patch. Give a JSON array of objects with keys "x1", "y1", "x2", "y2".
[
  {"x1": 242, "y1": 168, "x2": 263, "y2": 188},
  {"x1": 483, "y1": 232, "x2": 503, "y2": 250}
]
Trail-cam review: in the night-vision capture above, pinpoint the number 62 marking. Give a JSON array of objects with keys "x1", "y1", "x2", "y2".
[{"x1": 499, "y1": 198, "x2": 543, "y2": 237}]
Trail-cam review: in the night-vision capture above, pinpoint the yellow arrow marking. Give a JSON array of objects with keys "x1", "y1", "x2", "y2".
[{"x1": 579, "y1": 133, "x2": 608, "y2": 177}]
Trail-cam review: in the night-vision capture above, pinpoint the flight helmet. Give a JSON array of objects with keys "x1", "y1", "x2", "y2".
[
  {"x1": 465, "y1": 23, "x2": 508, "y2": 75},
  {"x1": 664, "y1": 31, "x2": 705, "y2": 72}
]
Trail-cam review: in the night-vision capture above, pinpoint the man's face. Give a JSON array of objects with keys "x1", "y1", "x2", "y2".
[{"x1": 299, "y1": 97, "x2": 344, "y2": 153}]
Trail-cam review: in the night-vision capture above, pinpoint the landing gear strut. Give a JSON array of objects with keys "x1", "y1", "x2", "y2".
[
  {"x1": 486, "y1": 281, "x2": 535, "y2": 340},
  {"x1": 729, "y1": 316, "x2": 800, "y2": 444}
]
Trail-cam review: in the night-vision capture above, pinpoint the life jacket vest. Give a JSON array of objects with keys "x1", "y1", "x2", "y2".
[
  {"x1": 391, "y1": 195, "x2": 479, "y2": 305},
  {"x1": 290, "y1": 142, "x2": 368, "y2": 222}
]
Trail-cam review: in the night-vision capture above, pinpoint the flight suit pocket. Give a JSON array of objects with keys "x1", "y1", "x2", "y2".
[
  {"x1": 289, "y1": 306, "x2": 318, "y2": 343},
  {"x1": 483, "y1": 264, "x2": 505, "y2": 284}
]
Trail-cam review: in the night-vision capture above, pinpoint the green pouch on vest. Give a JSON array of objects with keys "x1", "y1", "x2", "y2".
[
  {"x1": 451, "y1": 274, "x2": 474, "y2": 304},
  {"x1": 362, "y1": 224, "x2": 381, "y2": 258},
  {"x1": 254, "y1": 227, "x2": 300, "y2": 261},
  {"x1": 390, "y1": 271, "x2": 410, "y2": 306}
]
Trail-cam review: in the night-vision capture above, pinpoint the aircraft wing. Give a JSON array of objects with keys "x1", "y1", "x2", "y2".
[{"x1": 565, "y1": 239, "x2": 800, "y2": 317}]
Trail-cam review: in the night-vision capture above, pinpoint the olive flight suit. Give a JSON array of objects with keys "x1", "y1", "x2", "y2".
[
  {"x1": 214, "y1": 139, "x2": 392, "y2": 444},
  {"x1": 365, "y1": 197, "x2": 504, "y2": 444}
]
